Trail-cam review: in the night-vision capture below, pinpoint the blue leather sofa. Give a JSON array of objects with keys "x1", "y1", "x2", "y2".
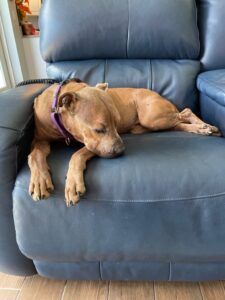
[{"x1": 1, "y1": 0, "x2": 225, "y2": 280}]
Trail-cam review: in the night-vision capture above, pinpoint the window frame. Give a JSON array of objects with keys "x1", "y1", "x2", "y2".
[{"x1": 0, "y1": 16, "x2": 13, "y2": 92}]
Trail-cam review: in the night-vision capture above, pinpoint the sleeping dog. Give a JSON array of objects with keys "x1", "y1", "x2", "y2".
[{"x1": 28, "y1": 79, "x2": 220, "y2": 206}]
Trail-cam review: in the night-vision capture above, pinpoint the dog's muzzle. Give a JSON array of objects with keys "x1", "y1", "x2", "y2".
[{"x1": 107, "y1": 141, "x2": 125, "y2": 158}]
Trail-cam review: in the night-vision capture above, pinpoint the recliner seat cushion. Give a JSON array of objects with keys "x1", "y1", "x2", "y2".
[{"x1": 13, "y1": 132, "x2": 225, "y2": 263}]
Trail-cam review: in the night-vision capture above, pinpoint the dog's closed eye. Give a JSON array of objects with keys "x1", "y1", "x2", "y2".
[{"x1": 95, "y1": 128, "x2": 106, "y2": 134}]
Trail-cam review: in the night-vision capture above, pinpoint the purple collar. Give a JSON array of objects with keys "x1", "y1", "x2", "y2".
[{"x1": 50, "y1": 81, "x2": 74, "y2": 145}]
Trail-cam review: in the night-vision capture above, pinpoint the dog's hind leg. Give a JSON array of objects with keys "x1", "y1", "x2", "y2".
[
  {"x1": 65, "y1": 146, "x2": 95, "y2": 207},
  {"x1": 173, "y1": 123, "x2": 218, "y2": 135},
  {"x1": 28, "y1": 139, "x2": 54, "y2": 201},
  {"x1": 177, "y1": 108, "x2": 221, "y2": 136}
]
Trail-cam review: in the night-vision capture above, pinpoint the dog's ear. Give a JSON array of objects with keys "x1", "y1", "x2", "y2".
[
  {"x1": 58, "y1": 92, "x2": 78, "y2": 108},
  {"x1": 96, "y1": 83, "x2": 108, "y2": 91}
]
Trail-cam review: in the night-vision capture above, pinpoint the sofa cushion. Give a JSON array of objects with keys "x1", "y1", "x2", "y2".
[
  {"x1": 197, "y1": 70, "x2": 225, "y2": 136},
  {"x1": 47, "y1": 59, "x2": 200, "y2": 112},
  {"x1": 40, "y1": 0, "x2": 199, "y2": 62},
  {"x1": 13, "y1": 132, "x2": 225, "y2": 263}
]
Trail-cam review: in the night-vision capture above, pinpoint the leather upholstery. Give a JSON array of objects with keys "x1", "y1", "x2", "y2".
[
  {"x1": 198, "y1": 0, "x2": 225, "y2": 70},
  {"x1": 0, "y1": 84, "x2": 49, "y2": 275},
  {"x1": 47, "y1": 59, "x2": 200, "y2": 112},
  {"x1": 197, "y1": 70, "x2": 225, "y2": 136},
  {"x1": 13, "y1": 133, "x2": 225, "y2": 263},
  {"x1": 2, "y1": 0, "x2": 225, "y2": 280},
  {"x1": 39, "y1": 0, "x2": 199, "y2": 62},
  {"x1": 197, "y1": 70, "x2": 225, "y2": 106}
]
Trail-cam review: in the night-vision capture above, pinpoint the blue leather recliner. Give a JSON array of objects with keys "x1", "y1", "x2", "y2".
[{"x1": 1, "y1": 0, "x2": 225, "y2": 280}]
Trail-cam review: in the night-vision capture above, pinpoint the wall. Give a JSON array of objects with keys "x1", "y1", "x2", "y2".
[{"x1": 22, "y1": 36, "x2": 47, "y2": 79}]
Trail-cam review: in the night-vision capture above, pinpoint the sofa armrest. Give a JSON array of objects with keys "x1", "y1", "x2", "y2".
[
  {"x1": 197, "y1": 70, "x2": 225, "y2": 136},
  {"x1": 0, "y1": 84, "x2": 49, "y2": 275}
]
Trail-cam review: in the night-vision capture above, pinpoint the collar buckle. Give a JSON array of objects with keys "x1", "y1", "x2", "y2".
[
  {"x1": 51, "y1": 107, "x2": 59, "y2": 114},
  {"x1": 65, "y1": 137, "x2": 71, "y2": 146}
]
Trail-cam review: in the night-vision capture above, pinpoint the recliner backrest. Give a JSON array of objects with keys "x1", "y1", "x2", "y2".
[
  {"x1": 39, "y1": 0, "x2": 200, "y2": 112},
  {"x1": 40, "y1": 0, "x2": 199, "y2": 62}
]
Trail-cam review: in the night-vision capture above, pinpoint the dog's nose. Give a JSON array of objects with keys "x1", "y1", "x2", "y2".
[{"x1": 111, "y1": 142, "x2": 125, "y2": 157}]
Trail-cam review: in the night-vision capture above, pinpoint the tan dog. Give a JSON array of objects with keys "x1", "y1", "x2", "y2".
[{"x1": 28, "y1": 80, "x2": 220, "y2": 206}]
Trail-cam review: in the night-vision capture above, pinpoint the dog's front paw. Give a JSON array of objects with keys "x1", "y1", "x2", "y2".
[
  {"x1": 29, "y1": 169, "x2": 54, "y2": 201},
  {"x1": 65, "y1": 174, "x2": 86, "y2": 207}
]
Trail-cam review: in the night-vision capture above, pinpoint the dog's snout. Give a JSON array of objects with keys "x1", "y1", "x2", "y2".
[{"x1": 110, "y1": 141, "x2": 125, "y2": 157}]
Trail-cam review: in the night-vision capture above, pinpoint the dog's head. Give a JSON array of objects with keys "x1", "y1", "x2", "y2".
[{"x1": 58, "y1": 83, "x2": 125, "y2": 158}]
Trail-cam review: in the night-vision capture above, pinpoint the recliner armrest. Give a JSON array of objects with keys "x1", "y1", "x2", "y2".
[
  {"x1": 0, "y1": 84, "x2": 49, "y2": 175},
  {"x1": 0, "y1": 84, "x2": 49, "y2": 275},
  {"x1": 197, "y1": 70, "x2": 225, "y2": 136},
  {"x1": 0, "y1": 84, "x2": 48, "y2": 130}
]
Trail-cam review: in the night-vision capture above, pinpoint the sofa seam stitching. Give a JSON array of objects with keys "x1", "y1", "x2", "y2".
[
  {"x1": 99, "y1": 261, "x2": 103, "y2": 280},
  {"x1": 28, "y1": 257, "x2": 225, "y2": 264},
  {"x1": 147, "y1": 59, "x2": 150, "y2": 90},
  {"x1": 13, "y1": 185, "x2": 225, "y2": 203},
  {"x1": 169, "y1": 262, "x2": 172, "y2": 281},
  {"x1": 0, "y1": 113, "x2": 34, "y2": 134},
  {"x1": 103, "y1": 59, "x2": 106, "y2": 82},
  {"x1": 0, "y1": 126, "x2": 20, "y2": 133},
  {"x1": 126, "y1": 0, "x2": 130, "y2": 58},
  {"x1": 150, "y1": 59, "x2": 153, "y2": 90}
]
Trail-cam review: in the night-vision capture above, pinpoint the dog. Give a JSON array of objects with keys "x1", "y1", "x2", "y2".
[{"x1": 28, "y1": 79, "x2": 221, "y2": 206}]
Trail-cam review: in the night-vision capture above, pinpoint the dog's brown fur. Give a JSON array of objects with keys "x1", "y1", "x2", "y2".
[{"x1": 28, "y1": 81, "x2": 221, "y2": 206}]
